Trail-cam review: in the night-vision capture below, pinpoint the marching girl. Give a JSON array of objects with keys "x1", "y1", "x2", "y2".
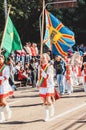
[
  {"x1": 0, "y1": 55, "x2": 13, "y2": 123},
  {"x1": 36, "y1": 53, "x2": 55, "y2": 121},
  {"x1": 82, "y1": 62, "x2": 86, "y2": 92},
  {"x1": 76, "y1": 61, "x2": 83, "y2": 85},
  {"x1": 65, "y1": 58, "x2": 73, "y2": 95}
]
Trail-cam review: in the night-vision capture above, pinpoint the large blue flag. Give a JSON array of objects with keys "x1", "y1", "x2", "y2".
[{"x1": 44, "y1": 10, "x2": 75, "y2": 57}]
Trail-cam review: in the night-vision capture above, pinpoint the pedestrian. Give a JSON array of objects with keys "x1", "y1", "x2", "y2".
[
  {"x1": 0, "y1": 55, "x2": 13, "y2": 123},
  {"x1": 36, "y1": 53, "x2": 55, "y2": 121},
  {"x1": 54, "y1": 55, "x2": 66, "y2": 95}
]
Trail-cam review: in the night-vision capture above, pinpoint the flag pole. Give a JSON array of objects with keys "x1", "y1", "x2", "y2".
[
  {"x1": 40, "y1": 0, "x2": 45, "y2": 57},
  {"x1": 0, "y1": 4, "x2": 11, "y2": 54}
]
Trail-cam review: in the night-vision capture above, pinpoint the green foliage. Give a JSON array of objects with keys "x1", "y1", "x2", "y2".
[{"x1": 0, "y1": 0, "x2": 86, "y2": 45}]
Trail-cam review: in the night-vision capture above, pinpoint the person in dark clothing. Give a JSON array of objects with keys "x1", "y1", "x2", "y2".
[
  {"x1": 83, "y1": 52, "x2": 86, "y2": 63},
  {"x1": 29, "y1": 58, "x2": 38, "y2": 87},
  {"x1": 54, "y1": 55, "x2": 66, "y2": 95},
  {"x1": 81, "y1": 52, "x2": 86, "y2": 71}
]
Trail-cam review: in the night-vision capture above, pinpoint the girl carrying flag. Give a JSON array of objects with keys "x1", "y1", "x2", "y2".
[
  {"x1": 0, "y1": 55, "x2": 13, "y2": 123},
  {"x1": 36, "y1": 53, "x2": 55, "y2": 121}
]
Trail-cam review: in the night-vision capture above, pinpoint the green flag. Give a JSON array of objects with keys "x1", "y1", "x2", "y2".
[{"x1": 1, "y1": 16, "x2": 22, "y2": 53}]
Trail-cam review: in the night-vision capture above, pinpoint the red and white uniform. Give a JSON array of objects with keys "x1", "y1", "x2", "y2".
[
  {"x1": 77, "y1": 66, "x2": 82, "y2": 77},
  {"x1": 83, "y1": 63, "x2": 86, "y2": 85},
  {"x1": 72, "y1": 65, "x2": 79, "y2": 86},
  {"x1": 30, "y1": 45, "x2": 36, "y2": 57},
  {"x1": 65, "y1": 61, "x2": 73, "y2": 94},
  {"x1": 0, "y1": 65, "x2": 13, "y2": 98},
  {"x1": 66, "y1": 64, "x2": 71, "y2": 82},
  {"x1": 76, "y1": 63, "x2": 83, "y2": 84},
  {"x1": 83, "y1": 68, "x2": 86, "y2": 83},
  {"x1": 38, "y1": 64, "x2": 55, "y2": 98},
  {"x1": 82, "y1": 63, "x2": 86, "y2": 92}
]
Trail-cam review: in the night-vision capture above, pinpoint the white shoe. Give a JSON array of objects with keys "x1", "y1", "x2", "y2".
[
  {"x1": 44, "y1": 117, "x2": 49, "y2": 122},
  {"x1": 0, "y1": 119, "x2": 5, "y2": 123},
  {"x1": 67, "y1": 92, "x2": 71, "y2": 95}
]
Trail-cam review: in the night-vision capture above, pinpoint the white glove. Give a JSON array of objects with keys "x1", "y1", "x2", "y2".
[{"x1": 42, "y1": 71, "x2": 47, "y2": 78}]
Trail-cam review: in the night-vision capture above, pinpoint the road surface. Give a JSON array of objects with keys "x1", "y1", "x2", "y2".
[{"x1": 0, "y1": 85, "x2": 86, "y2": 130}]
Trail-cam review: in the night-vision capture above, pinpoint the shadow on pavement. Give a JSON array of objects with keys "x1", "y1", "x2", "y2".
[
  {"x1": 11, "y1": 103, "x2": 43, "y2": 108},
  {"x1": 61, "y1": 95, "x2": 86, "y2": 98},
  {"x1": 14, "y1": 94, "x2": 39, "y2": 99},
  {"x1": 1, "y1": 119, "x2": 44, "y2": 125}
]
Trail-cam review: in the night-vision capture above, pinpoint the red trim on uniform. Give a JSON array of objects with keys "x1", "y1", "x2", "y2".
[
  {"x1": 46, "y1": 93, "x2": 54, "y2": 96},
  {"x1": 39, "y1": 94, "x2": 46, "y2": 98},
  {"x1": 0, "y1": 91, "x2": 13, "y2": 98},
  {"x1": 39, "y1": 93, "x2": 54, "y2": 98}
]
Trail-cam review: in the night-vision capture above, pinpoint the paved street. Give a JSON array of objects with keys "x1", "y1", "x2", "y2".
[{"x1": 0, "y1": 85, "x2": 86, "y2": 130}]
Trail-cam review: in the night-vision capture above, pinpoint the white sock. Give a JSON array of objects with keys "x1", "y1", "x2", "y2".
[
  {"x1": 49, "y1": 104, "x2": 55, "y2": 117},
  {"x1": 0, "y1": 106, "x2": 4, "y2": 112},
  {"x1": 0, "y1": 112, "x2": 5, "y2": 122},
  {"x1": 44, "y1": 106, "x2": 49, "y2": 122},
  {"x1": 84, "y1": 86, "x2": 86, "y2": 92},
  {"x1": 5, "y1": 105, "x2": 12, "y2": 119}
]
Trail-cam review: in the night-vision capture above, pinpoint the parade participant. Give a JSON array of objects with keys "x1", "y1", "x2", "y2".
[
  {"x1": 36, "y1": 53, "x2": 55, "y2": 121},
  {"x1": 82, "y1": 62, "x2": 86, "y2": 92},
  {"x1": 0, "y1": 55, "x2": 13, "y2": 123},
  {"x1": 76, "y1": 59, "x2": 83, "y2": 85},
  {"x1": 65, "y1": 58, "x2": 73, "y2": 95}
]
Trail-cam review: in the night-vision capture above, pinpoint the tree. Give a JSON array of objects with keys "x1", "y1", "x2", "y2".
[{"x1": 0, "y1": 0, "x2": 86, "y2": 46}]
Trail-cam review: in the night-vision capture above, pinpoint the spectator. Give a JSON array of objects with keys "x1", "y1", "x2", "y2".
[{"x1": 54, "y1": 55, "x2": 66, "y2": 95}]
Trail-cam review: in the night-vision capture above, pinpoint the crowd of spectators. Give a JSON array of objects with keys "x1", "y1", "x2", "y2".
[
  {"x1": 3, "y1": 42, "x2": 39, "y2": 92},
  {"x1": 1, "y1": 42, "x2": 86, "y2": 96}
]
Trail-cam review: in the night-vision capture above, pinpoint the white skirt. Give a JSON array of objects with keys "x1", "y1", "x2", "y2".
[
  {"x1": 0, "y1": 80, "x2": 13, "y2": 98},
  {"x1": 39, "y1": 87, "x2": 54, "y2": 98}
]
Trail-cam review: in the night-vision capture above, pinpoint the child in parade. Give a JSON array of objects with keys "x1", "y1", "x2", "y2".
[
  {"x1": 65, "y1": 58, "x2": 73, "y2": 95},
  {"x1": 82, "y1": 62, "x2": 86, "y2": 92},
  {"x1": 36, "y1": 53, "x2": 55, "y2": 121},
  {"x1": 0, "y1": 55, "x2": 13, "y2": 123}
]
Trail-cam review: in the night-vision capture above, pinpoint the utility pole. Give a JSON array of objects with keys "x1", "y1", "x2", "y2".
[
  {"x1": 40, "y1": 0, "x2": 45, "y2": 56},
  {"x1": 4, "y1": 0, "x2": 7, "y2": 20}
]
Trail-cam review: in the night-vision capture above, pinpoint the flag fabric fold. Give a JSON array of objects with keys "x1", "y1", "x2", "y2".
[
  {"x1": 1, "y1": 16, "x2": 22, "y2": 54},
  {"x1": 44, "y1": 10, "x2": 75, "y2": 57}
]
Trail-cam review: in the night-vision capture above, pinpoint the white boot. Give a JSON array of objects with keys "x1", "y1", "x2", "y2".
[
  {"x1": 5, "y1": 105, "x2": 12, "y2": 119},
  {"x1": 84, "y1": 85, "x2": 86, "y2": 93},
  {"x1": 0, "y1": 106, "x2": 4, "y2": 112},
  {"x1": 49, "y1": 104, "x2": 55, "y2": 117},
  {"x1": 0, "y1": 112, "x2": 5, "y2": 123},
  {"x1": 44, "y1": 106, "x2": 49, "y2": 122}
]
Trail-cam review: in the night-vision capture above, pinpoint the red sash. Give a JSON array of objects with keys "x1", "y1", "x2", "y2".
[
  {"x1": 0, "y1": 65, "x2": 5, "y2": 85},
  {"x1": 39, "y1": 64, "x2": 49, "y2": 87}
]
